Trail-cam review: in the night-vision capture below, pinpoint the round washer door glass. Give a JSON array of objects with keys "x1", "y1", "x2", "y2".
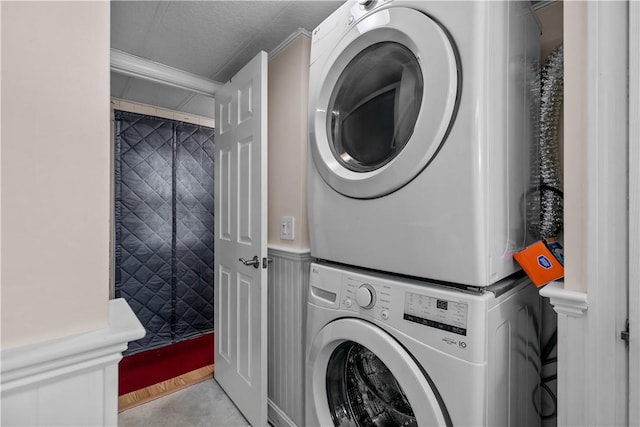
[
  {"x1": 326, "y1": 341, "x2": 417, "y2": 426},
  {"x1": 306, "y1": 318, "x2": 450, "y2": 426},
  {"x1": 328, "y1": 42, "x2": 423, "y2": 172}
]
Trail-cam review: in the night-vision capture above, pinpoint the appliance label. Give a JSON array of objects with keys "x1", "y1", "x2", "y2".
[{"x1": 403, "y1": 292, "x2": 468, "y2": 336}]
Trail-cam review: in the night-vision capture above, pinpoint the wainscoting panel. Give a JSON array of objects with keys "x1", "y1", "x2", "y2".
[
  {"x1": 1, "y1": 299, "x2": 144, "y2": 426},
  {"x1": 267, "y1": 247, "x2": 312, "y2": 427}
]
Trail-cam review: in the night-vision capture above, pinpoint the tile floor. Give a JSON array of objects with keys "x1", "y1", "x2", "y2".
[{"x1": 118, "y1": 378, "x2": 249, "y2": 427}]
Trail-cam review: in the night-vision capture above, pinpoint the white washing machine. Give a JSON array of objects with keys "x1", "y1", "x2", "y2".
[
  {"x1": 308, "y1": 0, "x2": 541, "y2": 287},
  {"x1": 305, "y1": 262, "x2": 541, "y2": 426}
]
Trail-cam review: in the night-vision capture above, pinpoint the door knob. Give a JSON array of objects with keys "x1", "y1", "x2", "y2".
[{"x1": 239, "y1": 256, "x2": 260, "y2": 269}]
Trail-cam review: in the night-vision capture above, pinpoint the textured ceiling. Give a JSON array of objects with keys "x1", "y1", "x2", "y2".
[{"x1": 111, "y1": 1, "x2": 343, "y2": 117}]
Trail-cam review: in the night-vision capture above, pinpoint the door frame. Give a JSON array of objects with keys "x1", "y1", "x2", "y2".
[
  {"x1": 541, "y1": 2, "x2": 631, "y2": 425},
  {"x1": 629, "y1": 1, "x2": 640, "y2": 424},
  {"x1": 583, "y1": 1, "x2": 629, "y2": 424},
  {"x1": 541, "y1": 2, "x2": 637, "y2": 425}
]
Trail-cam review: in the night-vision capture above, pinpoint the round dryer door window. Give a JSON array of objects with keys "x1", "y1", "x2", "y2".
[
  {"x1": 309, "y1": 6, "x2": 459, "y2": 198},
  {"x1": 328, "y1": 42, "x2": 423, "y2": 173},
  {"x1": 307, "y1": 318, "x2": 451, "y2": 426}
]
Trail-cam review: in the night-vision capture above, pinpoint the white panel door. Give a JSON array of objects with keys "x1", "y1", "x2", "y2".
[{"x1": 214, "y1": 51, "x2": 268, "y2": 427}]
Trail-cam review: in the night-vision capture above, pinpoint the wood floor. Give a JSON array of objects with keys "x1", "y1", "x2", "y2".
[{"x1": 118, "y1": 364, "x2": 214, "y2": 412}]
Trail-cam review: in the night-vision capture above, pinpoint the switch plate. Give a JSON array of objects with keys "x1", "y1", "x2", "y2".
[{"x1": 280, "y1": 216, "x2": 295, "y2": 240}]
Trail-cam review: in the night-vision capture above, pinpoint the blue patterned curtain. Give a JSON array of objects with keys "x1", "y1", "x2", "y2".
[{"x1": 114, "y1": 110, "x2": 214, "y2": 355}]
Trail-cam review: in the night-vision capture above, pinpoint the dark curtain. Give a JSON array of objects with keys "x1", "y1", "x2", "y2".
[{"x1": 114, "y1": 110, "x2": 215, "y2": 355}]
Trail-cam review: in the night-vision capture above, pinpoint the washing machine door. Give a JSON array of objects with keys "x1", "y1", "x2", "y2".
[
  {"x1": 309, "y1": 6, "x2": 459, "y2": 199},
  {"x1": 307, "y1": 318, "x2": 451, "y2": 427}
]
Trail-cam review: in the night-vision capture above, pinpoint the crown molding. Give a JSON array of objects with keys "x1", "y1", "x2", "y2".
[
  {"x1": 110, "y1": 49, "x2": 223, "y2": 97},
  {"x1": 269, "y1": 28, "x2": 312, "y2": 59}
]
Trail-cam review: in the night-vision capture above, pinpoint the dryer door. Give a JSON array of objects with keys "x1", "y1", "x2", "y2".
[
  {"x1": 309, "y1": 6, "x2": 459, "y2": 199},
  {"x1": 307, "y1": 318, "x2": 451, "y2": 427}
]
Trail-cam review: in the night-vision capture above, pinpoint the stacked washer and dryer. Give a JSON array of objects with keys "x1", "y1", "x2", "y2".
[{"x1": 305, "y1": 1, "x2": 542, "y2": 426}]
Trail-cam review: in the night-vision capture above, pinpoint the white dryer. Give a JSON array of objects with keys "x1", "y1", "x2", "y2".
[
  {"x1": 308, "y1": 0, "x2": 541, "y2": 286},
  {"x1": 305, "y1": 262, "x2": 541, "y2": 426}
]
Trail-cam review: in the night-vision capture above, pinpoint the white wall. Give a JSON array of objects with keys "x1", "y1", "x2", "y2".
[
  {"x1": 1, "y1": 1, "x2": 111, "y2": 348},
  {"x1": 267, "y1": 35, "x2": 311, "y2": 251},
  {"x1": 563, "y1": 1, "x2": 588, "y2": 293},
  {"x1": 537, "y1": 2, "x2": 563, "y2": 62},
  {"x1": 264, "y1": 35, "x2": 314, "y2": 426}
]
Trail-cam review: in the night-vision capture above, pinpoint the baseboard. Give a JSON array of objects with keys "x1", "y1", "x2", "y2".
[
  {"x1": 119, "y1": 332, "x2": 214, "y2": 395},
  {"x1": 118, "y1": 364, "x2": 214, "y2": 412},
  {"x1": 268, "y1": 399, "x2": 298, "y2": 427}
]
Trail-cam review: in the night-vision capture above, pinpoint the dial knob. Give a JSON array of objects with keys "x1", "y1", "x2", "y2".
[{"x1": 355, "y1": 284, "x2": 376, "y2": 309}]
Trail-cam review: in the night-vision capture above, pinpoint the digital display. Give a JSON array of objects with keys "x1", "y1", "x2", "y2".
[{"x1": 404, "y1": 292, "x2": 468, "y2": 336}]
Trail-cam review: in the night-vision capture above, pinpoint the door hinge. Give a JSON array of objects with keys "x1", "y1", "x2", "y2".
[
  {"x1": 262, "y1": 257, "x2": 273, "y2": 269},
  {"x1": 621, "y1": 319, "x2": 630, "y2": 344}
]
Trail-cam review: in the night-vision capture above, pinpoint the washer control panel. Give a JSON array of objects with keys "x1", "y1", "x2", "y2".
[
  {"x1": 403, "y1": 292, "x2": 468, "y2": 336},
  {"x1": 342, "y1": 277, "x2": 392, "y2": 321},
  {"x1": 310, "y1": 262, "x2": 512, "y2": 364}
]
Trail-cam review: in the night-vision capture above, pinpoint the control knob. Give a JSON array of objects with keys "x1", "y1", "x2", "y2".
[
  {"x1": 357, "y1": 0, "x2": 375, "y2": 8},
  {"x1": 355, "y1": 284, "x2": 376, "y2": 309}
]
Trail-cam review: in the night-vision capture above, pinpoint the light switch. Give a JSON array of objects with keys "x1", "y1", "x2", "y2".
[{"x1": 281, "y1": 216, "x2": 295, "y2": 240}]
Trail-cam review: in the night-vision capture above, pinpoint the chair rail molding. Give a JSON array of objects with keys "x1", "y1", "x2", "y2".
[
  {"x1": 539, "y1": 281, "x2": 588, "y2": 317},
  {"x1": 1, "y1": 299, "x2": 145, "y2": 426}
]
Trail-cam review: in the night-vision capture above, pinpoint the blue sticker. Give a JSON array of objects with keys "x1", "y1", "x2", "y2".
[
  {"x1": 546, "y1": 241, "x2": 565, "y2": 266},
  {"x1": 537, "y1": 255, "x2": 552, "y2": 269}
]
